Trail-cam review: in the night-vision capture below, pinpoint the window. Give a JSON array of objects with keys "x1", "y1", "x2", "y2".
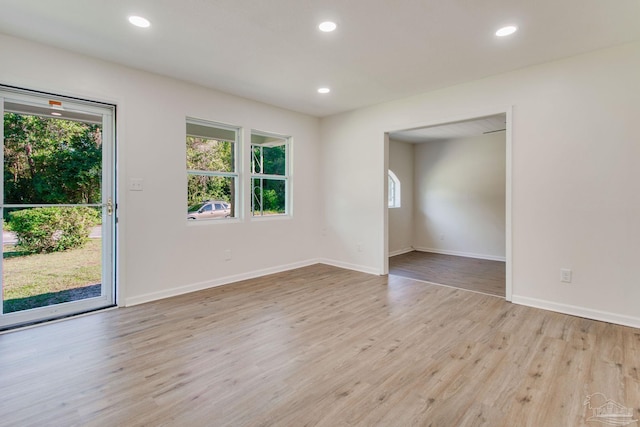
[
  {"x1": 251, "y1": 131, "x2": 289, "y2": 216},
  {"x1": 186, "y1": 118, "x2": 238, "y2": 220},
  {"x1": 388, "y1": 170, "x2": 401, "y2": 208}
]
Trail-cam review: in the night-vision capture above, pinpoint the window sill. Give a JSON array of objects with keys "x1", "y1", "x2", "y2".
[
  {"x1": 186, "y1": 217, "x2": 242, "y2": 225},
  {"x1": 250, "y1": 214, "x2": 291, "y2": 222}
]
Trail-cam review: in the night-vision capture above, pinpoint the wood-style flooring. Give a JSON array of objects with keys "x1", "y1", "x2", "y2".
[
  {"x1": 1, "y1": 264, "x2": 638, "y2": 426},
  {"x1": 390, "y1": 251, "x2": 506, "y2": 297}
]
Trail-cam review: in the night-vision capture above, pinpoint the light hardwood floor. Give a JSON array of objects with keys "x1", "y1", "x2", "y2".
[
  {"x1": 390, "y1": 251, "x2": 506, "y2": 297},
  {"x1": 1, "y1": 264, "x2": 638, "y2": 426}
]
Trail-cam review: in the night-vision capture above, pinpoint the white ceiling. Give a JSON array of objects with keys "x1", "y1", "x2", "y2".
[
  {"x1": 1, "y1": 0, "x2": 639, "y2": 117},
  {"x1": 390, "y1": 114, "x2": 506, "y2": 144}
]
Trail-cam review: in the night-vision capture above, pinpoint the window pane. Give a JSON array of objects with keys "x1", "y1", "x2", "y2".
[
  {"x1": 186, "y1": 122, "x2": 235, "y2": 142},
  {"x1": 252, "y1": 178, "x2": 286, "y2": 216},
  {"x1": 4, "y1": 112, "x2": 102, "y2": 204},
  {"x1": 3, "y1": 206, "x2": 102, "y2": 313},
  {"x1": 261, "y1": 145, "x2": 286, "y2": 176},
  {"x1": 388, "y1": 176, "x2": 395, "y2": 207},
  {"x1": 186, "y1": 136, "x2": 234, "y2": 173},
  {"x1": 251, "y1": 131, "x2": 287, "y2": 176},
  {"x1": 187, "y1": 174, "x2": 236, "y2": 219},
  {"x1": 388, "y1": 170, "x2": 401, "y2": 208}
]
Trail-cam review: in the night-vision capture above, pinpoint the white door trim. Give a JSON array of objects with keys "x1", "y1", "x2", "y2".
[
  {"x1": 383, "y1": 106, "x2": 513, "y2": 301},
  {"x1": 0, "y1": 86, "x2": 117, "y2": 329}
]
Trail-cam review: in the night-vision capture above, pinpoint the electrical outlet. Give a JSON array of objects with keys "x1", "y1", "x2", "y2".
[
  {"x1": 439, "y1": 234, "x2": 445, "y2": 241},
  {"x1": 224, "y1": 249, "x2": 232, "y2": 261},
  {"x1": 560, "y1": 268, "x2": 572, "y2": 283},
  {"x1": 129, "y1": 178, "x2": 144, "y2": 191},
  {"x1": 357, "y1": 242, "x2": 363, "y2": 252}
]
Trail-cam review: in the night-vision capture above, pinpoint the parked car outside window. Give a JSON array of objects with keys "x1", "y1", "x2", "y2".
[{"x1": 187, "y1": 200, "x2": 231, "y2": 220}]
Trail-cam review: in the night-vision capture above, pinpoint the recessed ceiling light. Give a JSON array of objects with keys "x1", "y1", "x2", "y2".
[
  {"x1": 318, "y1": 21, "x2": 337, "y2": 32},
  {"x1": 317, "y1": 87, "x2": 331, "y2": 94},
  {"x1": 128, "y1": 15, "x2": 151, "y2": 28},
  {"x1": 495, "y1": 25, "x2": 517, "y2": 37}
]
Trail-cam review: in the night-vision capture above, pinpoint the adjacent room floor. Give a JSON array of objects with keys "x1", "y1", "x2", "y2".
[{"x1": 389, "y1": 250, "x2": 506, "y2": 297}]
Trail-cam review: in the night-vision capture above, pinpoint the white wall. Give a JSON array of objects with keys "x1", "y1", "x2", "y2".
[
  {"x1": 388, "y1": 139, "x2": 414, "y2": 255},
  {"x1": 320, "y1": 41, "x2": 640, "y2": 327},
  {"x1": 3, "y1": 32, "x2": 639, "y2": 329},
  {"x1": 413, "y1": 132, "x2": 506, "y2": 260},
  {"x1": 0, "y1": 34, "x2": 322, "y2": 306}
]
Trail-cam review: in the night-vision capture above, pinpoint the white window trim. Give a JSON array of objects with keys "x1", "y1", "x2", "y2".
[
  {"x1": 186, "y1": 117, "x2": 240, "y2": 221},
  {"x1": 388, "y1": 170, "x2": 401, "y2": 208},
  {"x1": 250, "y1": 130, "x2": 290, "y2": 218}
]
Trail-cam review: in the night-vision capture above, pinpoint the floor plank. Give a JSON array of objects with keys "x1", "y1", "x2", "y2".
[
  {"x1": 0, "y1": 264, "x2": 638, "y2": 426},
  {"x1": 389, "y1": 251, "x2": 506, "y2": 297}
]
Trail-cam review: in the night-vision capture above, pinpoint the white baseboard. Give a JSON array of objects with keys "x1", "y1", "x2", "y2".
[
  {"x1": 121, "y1": 258, "x2": 640, "y2": 330},
  {"x1": 388, "y1": 247, "x2": 414, "y2": 257},
  {"x1": 124, "y1": 259, "x2": 321, "y2": 307},
  {"x1": 413, "y1": 246, "x2": 506, "y2": 262},
  {"x1": 318, "y1": 258, "x2": 381, "y2": 276},
  {"x1": 512, "y1": 295, "x2": 640, "y2": 329}
]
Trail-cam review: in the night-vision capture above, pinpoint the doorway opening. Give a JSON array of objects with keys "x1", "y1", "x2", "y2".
[
  {"x1": 385, "y1": 111, "x2": 511, "y2": 299},
  {"x1": 0, "y1": 86, "x2": 116, "y2": 330}
]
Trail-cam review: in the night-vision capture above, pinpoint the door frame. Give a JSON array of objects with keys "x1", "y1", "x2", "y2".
[
  {"x1": 0, "y1": 85, "x2": 117, "y2": 329},
  {"x1": 383, "y1": 106, "x2": 513, "y2": 301}
]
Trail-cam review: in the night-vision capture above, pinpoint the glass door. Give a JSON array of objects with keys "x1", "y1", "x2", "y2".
[{"x1": 0, "y1": 86, "x2": 115, "y2": 330}]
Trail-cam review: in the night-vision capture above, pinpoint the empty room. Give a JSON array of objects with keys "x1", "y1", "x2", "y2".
[
  {"x1": 388, "y1": 115, "x2": 507, "y2": 297},
  {"x1": 1, "y1": 1, "x2": 639, "y2": 426}
]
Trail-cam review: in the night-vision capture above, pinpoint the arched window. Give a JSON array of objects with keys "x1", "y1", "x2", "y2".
[{"x1": 388, "y1": 170, "x2": 401, "y2": 208}]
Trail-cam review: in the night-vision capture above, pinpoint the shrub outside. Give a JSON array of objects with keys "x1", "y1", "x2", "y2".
[{"x1": 8, "y1": 207, "x2": 100, "y2": 253}]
